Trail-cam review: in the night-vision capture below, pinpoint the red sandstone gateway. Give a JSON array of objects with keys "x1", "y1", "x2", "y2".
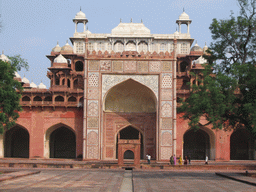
[{"x1": 1, "y1": 10, "x2": 254, "y2": 163}]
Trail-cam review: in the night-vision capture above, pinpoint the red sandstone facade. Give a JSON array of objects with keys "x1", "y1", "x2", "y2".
[{"x1": 1, "y1": 10, "x2": 255, "y2": 162}]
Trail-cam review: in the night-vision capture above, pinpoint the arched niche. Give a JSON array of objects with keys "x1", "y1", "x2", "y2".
[
  {"x1": 68, "y1": 96, "x2": 77, "y2": 102},
  {"x1": 33, "y1": 96, "x2": 42, "y2": 101},
  {"x1": 104, "y1": 79, "x2": 156, "y2": 113},
  {"x1": 183, "y1": 127, "x2": 215, "y2": 160},
  {"x1": 230, "y1": 129, "x2": 254, "y2": 160},
  {"x1": 55, "y1": 96, "x2": 64, "y2": 102},
  {"x1": 44, "y1": 124, "x2": 76, "y2": 159},
  {"x1": 180, "y1": 61, "x2": 188, "y2": 72},
  {"x1": 116, "y1": 126, "x2": 144, "y2": 159},
  {"x1": 4, "y1": 126, "x2": 29, "y2": 158},
  {"x1": 124, "y1": 150, "x2": 134, "y2": 159},
  {"x1": 75, "y1": 61, "x2": 83, "y2": 71},
  {"x1": 44, "y1": 96, "x2": 52, "y2": 101},
  {"x1": 22, "y1": 96, "x2": 30, "y2": 101}
]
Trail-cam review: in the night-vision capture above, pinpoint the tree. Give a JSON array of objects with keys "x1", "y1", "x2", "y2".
[
  {"x1": 0, "y1": 56, "x2": 28, "y2": 133},
  {"x1": 178, "y1": 0, "x2": 256, "y2": 137}
]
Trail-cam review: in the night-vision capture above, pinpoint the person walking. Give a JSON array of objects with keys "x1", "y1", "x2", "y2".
[{"x1": 205, "y1": 155, "x2": 208, "y2": 165}]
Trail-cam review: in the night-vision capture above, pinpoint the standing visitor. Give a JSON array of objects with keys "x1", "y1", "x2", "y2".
[
  {"x1": 184, "y1": 156, "x2": 188, "y2": 165},
  {"x1": 173, "y1": 154, "x2": 176, "y2": 165},
  {"x1": 188, "y1": 155, "x2": 191, "y2": 164},
  {"x1": 205, "y1": 155, "x2": 208, "y2": 165},
  {"x1": 179, "y1": 155, "x2": 182, "y2": 165},
  {"x1": 146, "y1": 154, "x2": 151, "y2": 164},
  {"x1": 170, "y1": 156, "x2": 174, "y2": 165}
]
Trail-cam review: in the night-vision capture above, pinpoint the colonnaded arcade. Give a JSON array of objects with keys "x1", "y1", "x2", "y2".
[{"x1": 0, "y1": 10, "x2": 255, "y2": 162}]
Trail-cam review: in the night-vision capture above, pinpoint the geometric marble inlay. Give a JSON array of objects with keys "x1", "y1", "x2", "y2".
[
  {"x1": 87, "y1": 117, "x2": 98, "y2": 128},
  {"x1": 161, "y1": 130, "x2": 172, "y2": 146},
  {"x1": 149, "y1": 61, "x2": 161, "y2": 72},
  {"x1": 112, "y1": 61, "x2": 123, "y2": 72},
  {"x1": 162, "y1": 61, "x2": 172, "y2": 72},
  {"x1": 161, "y1": 101, "x2": 172, "y2": 117},
  {"x1": 161, "y1": 118, "x2": 172, "y2": 129},
  {"x1": 88, "y1": 60, "x2": 100, "y2": 71},
  {"x1": 100, "y1": 60, "x2": 111, "y2": 71},
  {"x1": 161, "y1": 89, "x2": 172, "y2": 100},
  {"x1": 137, "y1": 61, "x2": 148, "y2": 73},
  {"x1": 162, "y1": 73, "x2": 172, "y2": 88},
  {"x1": 88, "y1": 100, "x2": 99, "y2": 117},
  {"x1": 88, "y1": 88, "x2": 99, "y2": 99},
  {"x1": 161, "y1": 147, "x2": 172, "y2": 160},
  {"x1": 124, "y1": 61, "x2": 136, "y2": 72},
  {"x1": 88, "y1": 73, "x2": 99, "y2": 87}
]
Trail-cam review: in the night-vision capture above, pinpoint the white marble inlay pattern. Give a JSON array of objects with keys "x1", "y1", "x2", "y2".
[{"x1": 102, "y1": 74, "x2": 159, "y2": 100}]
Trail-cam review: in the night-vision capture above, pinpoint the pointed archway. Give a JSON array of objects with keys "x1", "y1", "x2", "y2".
[
  {"x1": 45, "y1": 124, "x2": 76, "y2": 159},
  {"x1": 5, "y1": 126, "x2": 29, "y2": 158},
  {"x1": 230, "y1": 129, "x2": 254, "y2": 160},
  {"x1": 183, "y1": 128, "x2": 215, "y2": 160},
  {"x1": 116, "y1": 126, "x2": 144, "y2": 159}
]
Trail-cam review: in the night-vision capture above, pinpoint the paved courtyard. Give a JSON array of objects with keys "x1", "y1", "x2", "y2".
[{"x1": 0, "y1": 169, "x2": 255, "y2": 191}]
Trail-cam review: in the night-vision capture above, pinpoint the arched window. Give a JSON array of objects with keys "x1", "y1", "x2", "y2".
[
  {"x1": 151, "y1": 43, "x2": 158, "y2": 52},
  {"x1": 73, "y1": 79, "x2": 78, "y2": 89},
  {"x1": 88, "y1": 42, "x2": 94, "y2": 51},
  {"x1": 114, "y1": 42, "x2": 124, "y2": 52},
  {"x1": 55, "y1": 96, "x2": 64, "y2": 102},
  {"x1": 107, "y1": 43, "x2": 112, "y2": 52},
  {"x1": 55, "y1": 78, "x2": 60, "y2": 85},
  {"x1": 75, "y1": 61, "x2": 83, "y2": 71},
  {"x1": 68, "y1": 96, "x2": 77, "y2": 102},
  {"x1": 67, "y1": 79, "x2": 70, "y2": 88},
  {"x1": 126, "y1": 41, "x2": 136, "y2": 51},
  {"x1": 180, "y1": 61, "x2": 188, "y2": 72},
  {"x1": 98, "y1": 42, "x2": 105, "y2": 51},
  {"x1": 62, "y1": 79, "x2": 65, "y2": 86},
  {"x1": 33, "y1": 96, "x2": 42, "y2": 101},
  {"x1": 138, "y1": 42, "x2": 148, "y2": 52},
  {"x1": 22, "y1": 96, "x2": 30, "y2": 101},
  {"x1": 44, "y1": 96, "x2": 52, "y2": 101},
  {"x1": 170, "y1": 43, "x2": 174, "y2": 52},
  {"x1": 181, "y1": 42, "x2": 188, "y2": 54},
  {"x1": 160, "y1": 43, "x2": 166, "y2": 52},
  {"x1": 76, "y1": 42, "x2": 84, "y2": 54}
]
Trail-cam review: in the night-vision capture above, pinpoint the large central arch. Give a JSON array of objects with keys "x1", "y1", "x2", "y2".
[{"x1": 103, "y1": 78, "x2": 157, "y2": 160}]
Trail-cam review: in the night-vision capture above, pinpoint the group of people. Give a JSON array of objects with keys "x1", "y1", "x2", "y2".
[
  {"x1": 169, "y1": 155, "x2": 191, "y2": 165},
  {"x1": 146, "y1": 154, "x2": 209, "y2": 165}
]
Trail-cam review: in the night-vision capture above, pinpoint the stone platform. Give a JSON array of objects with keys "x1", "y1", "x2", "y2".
[{"x1": 0, "y1": 158, "x2": 255, "y2": 170}]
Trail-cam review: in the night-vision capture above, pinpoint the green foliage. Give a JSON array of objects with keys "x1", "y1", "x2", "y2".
[
  {"x1": 8, "y1": 55, "x2": 29, "y2": 71},
  {"x1": 0, "y1": 58, "x2": 25, "y2": 133},
  {"x1": 178, "y1": 0, "x2": 256, "y2": 137}
]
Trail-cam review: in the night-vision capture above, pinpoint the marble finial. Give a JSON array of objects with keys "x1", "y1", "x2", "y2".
[{"x1": 120, "y1": 18, "x2": 122, "y2": 23}]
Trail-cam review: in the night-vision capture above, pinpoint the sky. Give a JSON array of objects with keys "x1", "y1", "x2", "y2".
[{"x1": 0, "y1": 0, "x2": 241, "y2": 88}]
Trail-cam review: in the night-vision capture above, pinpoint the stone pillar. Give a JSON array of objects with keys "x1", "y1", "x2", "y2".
[
  {"x1": 0, "y1": 134, "x2": 4, "y2": 158},
  {"x1": 173, "y1": 39, "x2": 177, "y2": 157},
  {"x1": 75, "y1": 21, "x2": 77, "y2": 33}
]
